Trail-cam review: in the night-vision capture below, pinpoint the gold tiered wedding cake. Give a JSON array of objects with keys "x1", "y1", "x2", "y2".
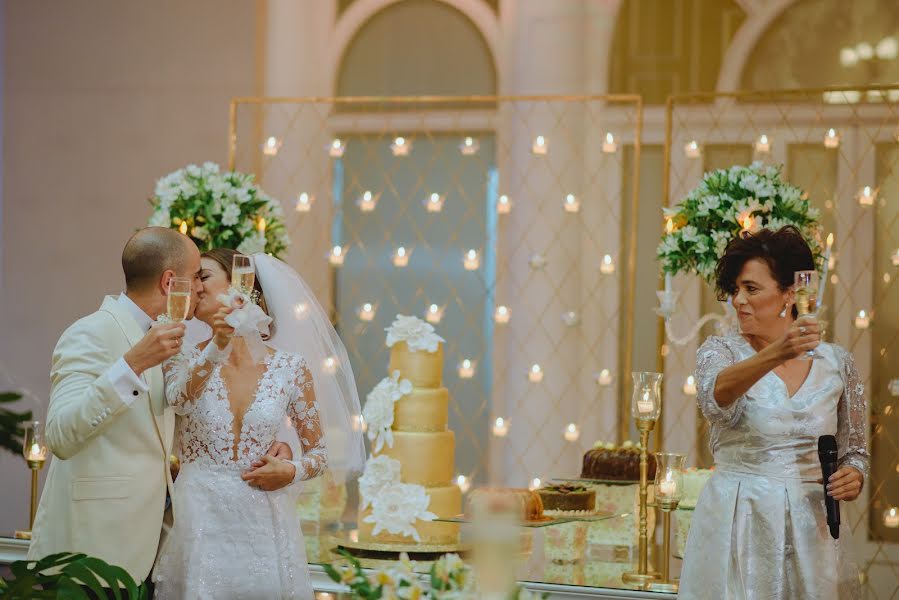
[{"x1": 356, "y1": 315, "x2": 461, "y2": 549}]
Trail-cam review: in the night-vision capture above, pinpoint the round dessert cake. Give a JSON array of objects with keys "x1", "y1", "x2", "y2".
[
  {"x1": 580, "y1": 440, "x2": 657, "y2": 481},
  {"x1": 467, "y1": 487, "x2": 545, "y2": 522},
  {"x1": 537, "y1": 484, "x2": 596, "y2": 512}
]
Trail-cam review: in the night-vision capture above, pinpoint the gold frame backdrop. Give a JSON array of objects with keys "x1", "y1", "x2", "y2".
[
  {"x1": 662, "y1": 85, "x2": 899, "y2": 595},
  {"x1": 227, "y1": 95, "x2": 644, "y2": 489}
]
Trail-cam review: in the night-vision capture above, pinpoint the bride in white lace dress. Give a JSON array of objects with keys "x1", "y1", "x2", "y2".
[{"x1": 153, "y1": 249, "x2": 365, "y2": 599}]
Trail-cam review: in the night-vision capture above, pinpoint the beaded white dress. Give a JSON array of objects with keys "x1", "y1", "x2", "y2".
[
  {"x1": 679, "y1": 335, "x2": 868, "y2": 599},
  {"x1": 152, "y1": 343, "x2": 325, "y2": 599}
]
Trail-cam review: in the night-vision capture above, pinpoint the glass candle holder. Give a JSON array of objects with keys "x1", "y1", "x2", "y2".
[
  {"x1": 654, "y1": 453, "x2": 686, "y2": 508},
  {"x1": 632, "y1": 372, "x2": 662, "y2": 422}
]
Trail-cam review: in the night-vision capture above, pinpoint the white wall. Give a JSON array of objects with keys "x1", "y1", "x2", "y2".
[{"x1": 0, "y1": 0, "x2": 261, "y2": 537}]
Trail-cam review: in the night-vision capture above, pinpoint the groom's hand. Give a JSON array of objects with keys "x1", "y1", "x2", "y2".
[
  {"x1": 124, "y1": 322, "x2": 186, "y2": 376},
  {"x1": 266, "y1": 441, "x2": 293, "y2": 461},
  {"x1": 241, "y1": 455, "x2": 296, "y2": 491}
]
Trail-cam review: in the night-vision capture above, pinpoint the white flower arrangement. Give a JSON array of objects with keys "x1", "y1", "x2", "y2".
[
  {"x1": 658, "y1": 162, "x2": 823, "y2": 283},
  {"x1": 362, "y1": 371, "x2": 413, "y2": 452},
  {"x1": 358, "y1": 455, "x2": 403, "y2": 510},
  {"x1": 364, "y1": 483, "x2": 437, "y2": 543},
  {"x1": 386, "y1": 315, "x2": 445, "y2": 353},
  {"x1": 148, "y1": 162, "x2": 289, "y2": 258}
]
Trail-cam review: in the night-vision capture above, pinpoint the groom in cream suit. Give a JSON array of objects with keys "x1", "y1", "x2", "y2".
[{"x1": 27, "y1": 227, "x2": 292, "y2": 587}]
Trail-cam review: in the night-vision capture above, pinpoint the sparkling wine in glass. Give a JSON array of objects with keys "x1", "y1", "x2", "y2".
[
  {"x1": 167, "y1": 277, "x2": 192, "y2": 322},
  {"x1": 794, "y1": 270, "x2": 821, "y2": 359},
  {"x1": 232, "y1": 254, "x2": 255, "y2": 295}
]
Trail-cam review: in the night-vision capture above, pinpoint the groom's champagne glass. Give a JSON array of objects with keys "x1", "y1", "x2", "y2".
[
  {"x1": 232, "y1": 254, "x2": 255, "y2": 295},
  {"x1": 167, "y1": 277, "x2": 192, "y2": 322},
  {"x1": 794, "y1": 270, "x2": 821, "y2": 359}
]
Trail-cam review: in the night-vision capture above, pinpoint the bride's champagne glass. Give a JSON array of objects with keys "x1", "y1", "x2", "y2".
[
  {"x1": 232, "y1": 254, "x2": 255, "y2": 295},
  {"x1": 794, "y1": 270, "x2": 822, "y2": 359},
  {"x1": 167, "y1": 277, "x2": 192, "y2": 322}
]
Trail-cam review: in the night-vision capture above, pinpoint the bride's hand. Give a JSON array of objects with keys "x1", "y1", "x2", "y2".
[{"x1": 212, "y1": 305, "x2": 235, "y2": 350}]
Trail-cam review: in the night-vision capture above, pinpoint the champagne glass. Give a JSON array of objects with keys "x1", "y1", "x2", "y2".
[
  {"x1": 167, "y1": 277, "x2": 192, "y2": 322},
  {"x1": 794, "y1": 270, "x2": 822, "y2": 359},
  {"x1": 232, "y1": 254, "x2": 255, "y2": 295}
]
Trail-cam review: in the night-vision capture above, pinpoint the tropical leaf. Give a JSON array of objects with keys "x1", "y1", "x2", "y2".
[
  {"x1": 0, "y1": 391, "x2": 32, "y2": 457},
  {"x1": 2, "y1": 552, "x2": 147, "y2": 599}
]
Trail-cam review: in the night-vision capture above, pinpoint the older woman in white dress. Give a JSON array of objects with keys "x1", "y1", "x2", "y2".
[{"x1": 679, "y1": 226, "x2": 868, "y2": 599}]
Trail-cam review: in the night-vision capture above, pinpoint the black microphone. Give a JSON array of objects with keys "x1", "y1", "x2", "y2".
[{"x1": 818, "y1": 435, "x2": 840, "y2": 539}]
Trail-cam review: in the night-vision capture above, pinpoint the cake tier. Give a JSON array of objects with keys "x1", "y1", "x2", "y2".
[
  {"x1": 581, "y1": 446, "x2": 657, "y2": 481},
  {"x1": 467, "y1": 488, "x2": 544, "y2": 522},
  {"x1": 389, "y1": 341, "x2": 443, "y2": 388},
  {"x1": 538, "y1": 484, "x2": 596, "y2": 512},
  {"x1": 358, "y1": 484, "x2": 461, "y2": 545},
  {"x1": 393, "y1": 387, "x2": 449, "y2": 432},
  {"x1": 375, "y1": 430, "x2": 455, "y2": 486}
]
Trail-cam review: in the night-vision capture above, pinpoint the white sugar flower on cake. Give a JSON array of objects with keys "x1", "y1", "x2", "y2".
[
  {"x1": 358, "y1": 455, "x2": 402, "y2": 510},
  {"x1": 364, "y1": 482, "x2": 437, "y2": 542},
  {"x1": 362, "y1": 371, "x2": 413, "y2": 452},
  {"x1": 385, "y1": 315, "x2": 445, "y2": 353}
]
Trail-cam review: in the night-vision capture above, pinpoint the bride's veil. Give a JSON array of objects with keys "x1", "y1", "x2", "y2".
[{"x1": 253, "y1": 253, "x2": 366, "y2": 482}]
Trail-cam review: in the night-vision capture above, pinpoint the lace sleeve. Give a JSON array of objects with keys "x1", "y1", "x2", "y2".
[
  {"x1": 696, "y1": 336, "x2": 745, "y2": 428},
  {"x1": 287, "y1": 358, "x2": 327, "y2": 481},
  {"x1": 835, "y1": 347, "x2": 869, "y2": 477},
  {"x1": 162, "y1": 342, "x2": 231, "y2": 415}
]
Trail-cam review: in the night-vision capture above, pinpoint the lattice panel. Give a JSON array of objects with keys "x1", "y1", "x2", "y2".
[
  {"x1": 662, "y1": 86, "x2": 899, "y2": 597},
  {"x1": 229, "y1": 96, "x2": 642, "y2": 489}
]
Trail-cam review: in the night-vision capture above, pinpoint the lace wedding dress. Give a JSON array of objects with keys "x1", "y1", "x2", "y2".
[
  {"x1": 152, "y1": 342, "x2": 325, "y2": 599},
  {"x1": 679, "y1": 335, "x2": 868, "y2": 599}
]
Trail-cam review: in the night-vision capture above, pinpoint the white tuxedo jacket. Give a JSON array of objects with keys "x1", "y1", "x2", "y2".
[{"x1": 27, "y1": 295, "x2": 175, "y2": 582}]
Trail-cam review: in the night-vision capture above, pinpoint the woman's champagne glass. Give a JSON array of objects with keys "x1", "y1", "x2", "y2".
[
  {"x1": 794, "y1": 270, "x2": 822, "y2": 359},
  {"x1": 232, "y1": 254, "x2": 255, "y2": 295},
  {"x1": 167, "y1": 277, "x2": 192, "y2": 322}
]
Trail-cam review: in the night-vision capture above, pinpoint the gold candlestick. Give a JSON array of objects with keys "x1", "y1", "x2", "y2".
[
  {"x1": 15, "y1": 420, "x2": 48, "y2": 540},
  {"x1": 649, "y1": 500, "x2": 680, "y2": 593},
  {"x1": 623, "y1": 371, "x2": 663, "y2": 585}
]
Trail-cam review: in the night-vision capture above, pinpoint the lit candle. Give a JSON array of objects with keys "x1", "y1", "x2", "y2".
[
  {"x1": 684, "y1": 140, "x2": 701, "y2": 158},
  {"x1": 532, "y1": 135, "x2": 548, "y2": 155},
  {"x1": 817, "y1": 233, "x2": 833, "y2": 307},
  {"x1": 263, "y1": 136, "x2": 281, "y2": 156},
  {"x1": 824, "y1": 128, "x2": 840, "y2": 148},
  {"x1": 494, "y1": 305, "x2": 510, "y2": 324},
  {"x1": 529, "y1": 253, "x2": 547, "y2": 270},
  {"x1": 528, "y1": 364, "x2": 544, "y2": 383},
  {"x1": 755, "y1": 134, "x2": 771, "y2": 153},
  {"x1": 529, "y1": 478, "x2": 542, "y2": 491},
  {"x1": 460, "y1": 137, "x2": 479, "y2": 156},
  {"x1": 27, "y1": 443, "x2": 45, "y2": 462},
  {"x1": 891, "y1": 249, "x2": 899, "y2": 267},
  {"x1": 351, "y1": 415, "x2": 367, "y2": 433},
  {"x1": 884, "y1": 507, "x2": 899, "y2": 528},
  {"x1": 328, "y1": 245, "x2": 346, "y2": 266},
  {"x1": 323, "y1": 356, "x2": 338, "y2": 374},
  {"x1": 855, "y1": 310, "x2": 870, "y2": 329},
  {"x1": 179, "y1": 221, "x2": 188, "y2": 235},
  {"x1": 683, "y1": 375, "x2": 697, "y2": 396},
  {"x1": 295, "y1": 192, "x2": 313, "y2": 212},
  {"x1": 562, "y1": 311, "x2": 579, "y2": 327},
  {"x1": 358, "y1": 191, "x2": 378, "y2": 212},
  {"x1": 393, "y1": 246, "x2": 410, "y2": 267},
  {"x1": 637, "y1": 388, "x2": 653, "y2": 414},
  {"x1": 563, "y1": 194, "x2": 580, "y2": 213},
  {"x1": 596, "y1": 369, "x2": 613, "y2": 386},
  {"x1": 659, "y1": 476, "x2": 677, "y2": 497},
  {"x1": 458, "y1": 359, "x2": 475, "y2": 379},
  {"x1": 425, "y1": 193, "x2": 445, "y2": 213},
  {"x1": 391, "y1": 136, "x2": 411, "y2": 156},
  {"x1": 740, "y1": 214, "x2": 754, "y2": 233},
  {"x1": 492, "y1": 417, "x2": 509, "y2": 437},
  {"x1": 358, "y1": 303, "x2": 376, "y2": 321},
  {"x1": 602, "y1": 132, "x2": 617, "y2": 153},
  {"x1": 563, "y1": 423, "x2": 580, "y2": 442},
  {"x1": 257, "y1": 218, "x2": 266, "y2": 233},
  {"x1": 293, "y1": 303, "x2": 309, "y2": 319},
  {"x1": 425, "y1": 304, "x2": 444, "y2": 324},
  {"x1": 497, "y1": 194, "x2": 512, "y2": 214},
  {"x1": 463, "y1": 249, "x2": 480, "y2": 271},
  {"x1": 455, "y1": 475, "x2": 472, "y2": 493},
  {"x1": 858, "y1": 186, "x2": 876, "y2": 206},
  {"x1": 329, "y1": 138, "x2": 345, "y2": 158},
  {"x1": 600, "y1": 254, "x2": 615, "y2": 275}
]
